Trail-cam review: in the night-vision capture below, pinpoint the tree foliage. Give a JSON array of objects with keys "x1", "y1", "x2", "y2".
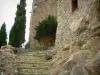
[
  {"x1": 34, "y1": 15, "x2": 57, "y2": 41},
  {"x1": 9, "y1": 0, "x2": 26, "y2": 47},
  {"x1": 0, "y1": 22, "x2": 7, "y2": 47}
]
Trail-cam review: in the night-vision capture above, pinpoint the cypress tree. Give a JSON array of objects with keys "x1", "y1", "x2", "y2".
[
  {"x1": 0, "y1": 22, "x2": 7, "y2": 48},
  {"x1": 9, "y1": 0, "x2": 26, "y2": 47}
]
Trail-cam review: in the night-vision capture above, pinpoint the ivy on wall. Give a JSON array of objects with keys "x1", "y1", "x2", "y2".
[{"x1": 34, "y1": 15, "x2": 57, "y2": 41}]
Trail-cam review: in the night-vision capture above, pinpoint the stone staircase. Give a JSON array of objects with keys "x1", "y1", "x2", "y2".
[{"x1": 16, "y1": 51, "x2": 51, "y2": 75}]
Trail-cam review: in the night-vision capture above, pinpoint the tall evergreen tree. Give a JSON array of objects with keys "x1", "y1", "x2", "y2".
[
  {"x1": 0, "y1": 22, "x2": 7, "y2": 48},
  {"x1": 9, "y1": 0, "x2": 26, "y2": 47}
]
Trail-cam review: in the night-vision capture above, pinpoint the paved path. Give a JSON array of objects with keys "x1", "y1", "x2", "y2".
[{"x1": 16, "y1": 51, "x2": 51, "y2": 75}]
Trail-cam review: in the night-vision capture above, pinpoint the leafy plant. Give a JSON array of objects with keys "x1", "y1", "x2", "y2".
[{"x1": 34, "y1": 15, "x2": 57, "y2": 41}]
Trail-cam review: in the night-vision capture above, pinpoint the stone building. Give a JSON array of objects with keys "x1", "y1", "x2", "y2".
[
  {"x1": 44, "y1": 0, "x2": 100, "y2": 74},
  {"x1": 30, "y1": 0, "x2": 100, "y2": 50},
  {"x1": 55, "y1": 0, "x2": 100, "y2": 50},
  {"x1": 29, "y1": 0, "x2": 57, "y2": 50},
  {"x1": 29, "y1": 0, "x2": 100, "y2": 74}
]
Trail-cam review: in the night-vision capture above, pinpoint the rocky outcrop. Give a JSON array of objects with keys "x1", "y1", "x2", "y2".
[
  {"x1": 45, "y1": 0, "x2": 100, "y2": 74},
  {"x1": 29, "y1": 0, "x2": 100, "y2": 74},
  {"x1": 0, "y1": 45, "x2": 17, "y2": 75},
  {"x1": 46, "y1": 36, "x2": 100, "y2": 75},
  {"x1": 55, "y1": 0, "x2": 100, "y2": 51}
]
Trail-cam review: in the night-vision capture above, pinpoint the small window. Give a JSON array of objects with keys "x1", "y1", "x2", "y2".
[{"x1": 72, "y1": 0, "x2": 78, "y2": 12}]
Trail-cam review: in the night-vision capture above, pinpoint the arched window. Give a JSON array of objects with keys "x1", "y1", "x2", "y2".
[{"x1": 72, "y1": 0, "x2": 78, "y2": 12}]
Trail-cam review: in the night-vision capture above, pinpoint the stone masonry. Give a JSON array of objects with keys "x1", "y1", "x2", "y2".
[
  {"x1": 55, "y1": 0, "x2": 100, "y2": 50},
  {"x1": 29, "y1": 0, "x2": 57, "y2": 50},
  {"x1": 29, "y1": 0, "x2": 100, "y2": 74},
  {"x1": 29, "y1": 0, "x2": 100, "y2": 51}
]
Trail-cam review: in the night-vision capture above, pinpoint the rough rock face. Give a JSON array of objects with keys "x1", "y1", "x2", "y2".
[
  {"x1": 0, "y1": 45, "x2": 17, "y2": 75},
  {"x1": 55, "y1": 0, "x2": 100, "y2": 50},
  {"x1": 29, "y1": 0, "x2": 57, "y2": 50},
  {"x1": 29, "y1": 0, "x2": 100, "y2": 74},
  {"x1": 46, "y1": 43, "x2": 100, "y2": 75},
  {"x1": 45, "y1": 0, "x2": 100, "y2": 74}
]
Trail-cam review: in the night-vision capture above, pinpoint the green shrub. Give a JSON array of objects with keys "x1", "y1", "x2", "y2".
[{"x1": 34, "y1": 15, "x2": 57, "y2": 41}]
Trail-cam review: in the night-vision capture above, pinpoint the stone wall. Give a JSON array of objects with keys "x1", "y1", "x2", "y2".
[
  {"x1": 45, "y1": 1, "x2": 100, "y2": 74},
  {"x1": 29, "y1": 0, "x2": 57, "y2": 50},
  {"x1": 55, "y1": 0, "x2": 100, "y2": 50},
  {"x1": 39, "y1": 36, "x2": 55, "y2": 49}
]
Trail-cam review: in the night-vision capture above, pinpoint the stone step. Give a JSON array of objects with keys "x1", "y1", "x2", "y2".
[
  {"x1": 17, "y1": 60, "x2": 46, "y2": 62},
  {"x1": 17, "y1": 57, "x2": 45, "y2": 60},
  {"x1": 18, "y1": 52, "x2": 44, "y2": 56},
  {"x1": 17, "y1": 57, "x2": 42, "y2": 60},
  {"x1": 19, "y1": 54, "x2": 33, "y2": 56},
  {"x1": 18, "y1": 72, "x2": 45, "y2": 75},
  {"x1": 18, "y1": 70, "x2": 46, "y2": 74},
  {"x1": 17, "y1": 55, "x2": 44, "y2": 59},
  {"x1": 16, "y1": 51, "x2": 50, "y2": 75},
  {"x1": 17, "y1": 63, "x2": 46, "y2": 67},
  {"x1": 19, "y1": 51, "x2": 43, "y2": 54},
  {"x1": 18, "y1": 69, "x2": 47, "y2": 74},
  {"x1": 17, "y1": 59, "x2": 46, "y2": 63},
  {"x1": 18, "y1": 54, "x2": 44, "y2": 58},
  {"x1": 17, "y1": 62, "x2": 45, "y2": 64},
  {"x1": 17, "y1": 66, "x2": 49, "y2": 69}
]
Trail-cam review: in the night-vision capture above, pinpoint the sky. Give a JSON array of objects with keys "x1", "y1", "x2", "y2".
[{"x1": 0, "y1": 0, "x2": 33, "y2": 44}]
